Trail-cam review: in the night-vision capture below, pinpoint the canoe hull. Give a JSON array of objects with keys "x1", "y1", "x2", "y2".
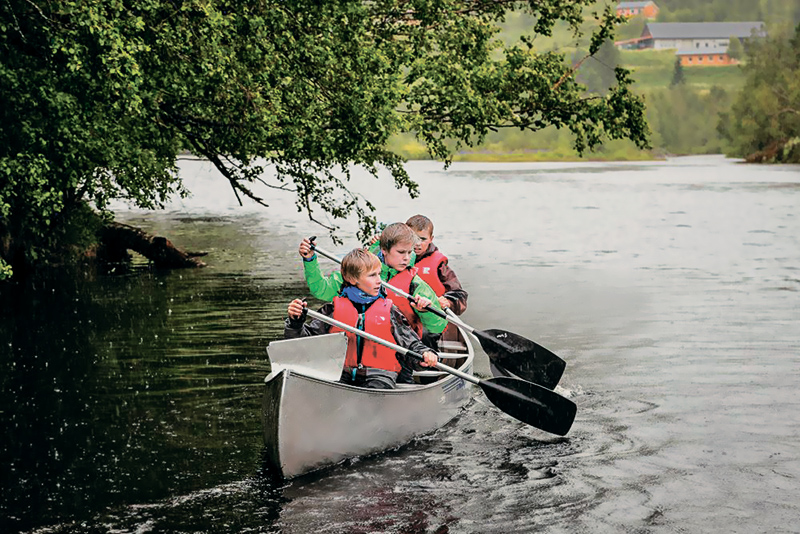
[{"x1": 262, "y1": 330, "x2": 474, "y2": 479}]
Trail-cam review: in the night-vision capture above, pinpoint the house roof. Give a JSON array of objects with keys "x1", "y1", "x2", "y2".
[
  {"x1": 644, "y1": 22, "x2": 765, "y2": 40},
  {"x1": 618, "y1": 1, "x2": 656, "y2": 8},
  {"x1": 676, "y1": 47, "x2": 730, "y2": 56}
]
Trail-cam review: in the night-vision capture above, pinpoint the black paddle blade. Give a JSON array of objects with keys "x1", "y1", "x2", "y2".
[
  {"x1": 476, "y1": 329, "x2": 566, "y2": 390},
  {"x1": 479, "y1": 376, "x2": 576, "y2": 436}
]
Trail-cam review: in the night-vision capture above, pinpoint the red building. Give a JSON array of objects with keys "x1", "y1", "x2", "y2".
[
  {"x1": 616, "y1": 1, "x2": 659, "y2": 19},
  {"x1": 676, "y1": 48, "x2": 739, "y2": 66}
]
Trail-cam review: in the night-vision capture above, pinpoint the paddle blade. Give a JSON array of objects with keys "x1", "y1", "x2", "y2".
[
  {"x1": 476, "y1": 329, "x2": 566, "y2": 390},
  {"x1": 479, "y1": 376, "x2": 576, "y2": 436}
]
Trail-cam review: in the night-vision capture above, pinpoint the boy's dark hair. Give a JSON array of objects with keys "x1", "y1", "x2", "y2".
[
  {"x1": 406, "y1": 214, "x2": 434, "y2": 234},
  {"x1": 379, "y1": 222, "x2": 417, "y2": 252},
  {"x1": 341, "y1": 248, "x2": 381, "y2": 284}
]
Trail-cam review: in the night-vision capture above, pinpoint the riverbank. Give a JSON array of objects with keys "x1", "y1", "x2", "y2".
[{"x1": 389, "y1": 135, "x2": 667, "y2": 162}]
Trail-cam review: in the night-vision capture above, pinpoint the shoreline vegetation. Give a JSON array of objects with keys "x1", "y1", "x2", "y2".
[
  {"x1": 388, "y1": 45, "x2": 745, "y2": 163},
  {"x1": 395, "y1": 145, "x2": 666, "y2": 162}
]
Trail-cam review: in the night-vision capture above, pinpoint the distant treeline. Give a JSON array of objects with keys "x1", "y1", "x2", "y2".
[{"x1": 655, "y1": 0, "x2": 800, "y2": 28}]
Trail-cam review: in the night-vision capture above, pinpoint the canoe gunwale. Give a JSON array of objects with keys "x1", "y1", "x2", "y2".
[{"x1": 262, "y1": 326, "x2": 475, "y2": 479}]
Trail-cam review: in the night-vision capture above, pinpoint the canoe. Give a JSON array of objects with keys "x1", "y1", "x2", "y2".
[{"x1": 261, "y1": 325, "x2": 475, "y2": 479}]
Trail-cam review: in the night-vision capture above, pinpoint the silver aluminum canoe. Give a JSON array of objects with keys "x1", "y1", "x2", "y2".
[{"x1": 262, "y1": 326, "x2": 474, "y2": 479}]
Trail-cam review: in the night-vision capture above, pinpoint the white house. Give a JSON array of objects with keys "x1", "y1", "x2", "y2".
[{"x1": 641, "y1": 21, "x2": 765, "y2": 50}]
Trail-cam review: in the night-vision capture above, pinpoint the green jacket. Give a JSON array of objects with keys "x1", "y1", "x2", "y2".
[{"x1": 302, "y1": 255, "x2": 448, "y2": 334}]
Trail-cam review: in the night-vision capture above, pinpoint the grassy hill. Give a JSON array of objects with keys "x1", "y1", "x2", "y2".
[{"x1": 620, "y1": 49, "x2": 745, "y2": 91}]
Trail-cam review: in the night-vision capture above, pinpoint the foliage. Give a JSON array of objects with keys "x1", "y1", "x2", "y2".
[
  {"x1": 574, "y1": 40, "x2": 621, "y2": 95},
  {"x1": 647, "y1": 85, "x2": 733, "y2": 155},
  {"x1": 391, "y1": 81, "x2": 739, "y2": 161},
  {"x1": 0, "y1": 259, "x2": 11, "y2": 281},
  {"x1": 727, "y1": 36, "x2": 744, "y2": 60},
  {"x1": 0, "y1": 0, "x2": 649, "y2": 278},
  {"x1": 389, "y1": 42, "x2": 751, "y2": 160},
  {"x1": 670, "y1": 58, "x2": 685, "y2": 86},
  {"x1": 718, "y1": 24, "x2": 800, "y2": 161},
  {"x1": 465, "y1": 84, "x2": 736, "y2": 158},
  {"x1": 615, "y1": 15, "x2": 647, "y2": 42}
]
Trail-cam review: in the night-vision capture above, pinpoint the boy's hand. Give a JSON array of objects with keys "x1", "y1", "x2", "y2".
[
  {"x1": 420, "y1": 351, "x2": 438, "y2": 367},
  {"x1": 410, "y1": 295, "x2": 432, "y2": 311},
  {"x1": 298, "y1": 238, "x2": 316, "y2": 259},
  {"x1": 366, "y1": 233, "x2": 379, "y2": 246},
  {"x1": 437, "y1": 296, "x2": 451, "y2": 309},
  {"x1": 287, "y1": 299, "x2": 307, "y2": 319}
]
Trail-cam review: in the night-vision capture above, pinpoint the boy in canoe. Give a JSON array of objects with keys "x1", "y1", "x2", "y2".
[
  {"x1": 405, "y1": 214, "x2": 468, "y2": 315},
  {"x1": 285, "y1": 248, "x2": 438, "y2": 389},
  {"x1": 298, "y1": 223, "x2": 448, "y2": 345}
]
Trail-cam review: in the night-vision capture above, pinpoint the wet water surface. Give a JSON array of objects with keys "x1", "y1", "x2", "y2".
[{"x1": 2, "y1": 156, "x2": 799, "y2": 533}]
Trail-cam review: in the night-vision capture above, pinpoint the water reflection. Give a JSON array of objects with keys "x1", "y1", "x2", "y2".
[{"x1": 0, "y1": 264, "x2": 285, "y2": 532}]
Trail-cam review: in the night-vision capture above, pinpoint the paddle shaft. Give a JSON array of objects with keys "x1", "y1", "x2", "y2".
[
  {"x1": 303, "y1": 306, "x2": 577, "y2": 436},
  {"x1": 305, "y1": 308, "x2": 479, "y2": 386},
  {"x1": 307, "y1": 238, "x2": 567, "y2": 390}
]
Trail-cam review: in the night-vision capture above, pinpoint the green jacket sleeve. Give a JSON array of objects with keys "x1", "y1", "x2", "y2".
[
  {"x1": 302, "y1": 256, "x2": 343, "y2": 302},
  {"x1": 411, "y1": 275, "x2": 448, "y2": 334}
]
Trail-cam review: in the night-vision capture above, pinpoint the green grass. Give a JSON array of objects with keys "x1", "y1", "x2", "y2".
[
  {"x1": 621, "y1": 49, "x2": 745, "y2": 90},
  {"x1": 681, "y1": 65, "x2": 745, "y2": 90},
  {"x1": 620, "y1": 49, "x2": 677, "y2": 68}
]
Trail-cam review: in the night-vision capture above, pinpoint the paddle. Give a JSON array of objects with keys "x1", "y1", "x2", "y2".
[
  {"x1": 303, "y1": 307, "x2": 576, "y2": 436},
  {"x1": 307, "y1": 239, "x2": 566, "y2": 390}
]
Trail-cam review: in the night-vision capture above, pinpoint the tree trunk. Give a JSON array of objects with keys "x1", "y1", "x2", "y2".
[{"x1": 98, "y1": 222, "x2": 206, "y2": 269}]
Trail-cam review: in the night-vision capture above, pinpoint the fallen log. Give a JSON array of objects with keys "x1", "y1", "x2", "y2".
[{"x1": 98, "y1": 222, "x2": 206, "y2": 269}]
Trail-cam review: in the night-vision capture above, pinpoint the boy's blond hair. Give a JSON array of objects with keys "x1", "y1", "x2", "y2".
[
  {"x1": 379, "y1": 222, "x2": 418, "y2": 253},
  {"x1": 406, "y1": 214, "x2": 434, "y2": 234},
  {"x1": 341, "y1": 248, "x2": 381, "y2": 284}
]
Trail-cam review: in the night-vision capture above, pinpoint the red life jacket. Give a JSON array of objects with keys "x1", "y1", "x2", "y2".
[
  {"x1": 414, "y1": 249, "x2": 447, "y2": 296},
  {"x1": 385, "y1": 267, "x2": 423, "y2": 337},
  {"x1": 330, "y1": 296, "x2": 402, "y2": 373}
]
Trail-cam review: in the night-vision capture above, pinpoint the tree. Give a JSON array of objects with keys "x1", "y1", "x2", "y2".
[
  {"x1": 718, "y1": 24, "x2": 800, "y2": 162},
  {"x1": 727, "y1": 36, "x2": 744, "y2": 60},
  {"x1": 575, "y1": 39, "x2": 622, "y2": 95},
  {"x1": 0, "y1": 1, "x2": 650, "y2": 280},
  {"x1": 670, "y1": 57, "x2": 686, "y2": 87},
  {"x1": 646, "y1": 85, "x2": 732, "y2": 156},
  {"x1": 615, "y1": 14, "x2": 647, "y2": 41}
]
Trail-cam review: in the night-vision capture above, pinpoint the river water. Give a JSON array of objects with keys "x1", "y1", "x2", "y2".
[{"x1": 2, "y1": 155, "x2": 799, "y2": 533}]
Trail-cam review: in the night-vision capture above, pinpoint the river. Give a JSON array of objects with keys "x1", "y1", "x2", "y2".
[{"x1": 1, "y1": 155, "x2": 799, "y2": 533}]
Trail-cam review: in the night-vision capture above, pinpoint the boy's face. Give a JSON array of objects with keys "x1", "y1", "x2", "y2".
[
  {"x1": 413, "y1": 229, "x2": 433, "y2": 255},
  {"x1": 350, "y1": 265, "x2": 383, "y2": 296},
  {"x1": 382, "y1": 242, "x2": 414, "y2": 271}
]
